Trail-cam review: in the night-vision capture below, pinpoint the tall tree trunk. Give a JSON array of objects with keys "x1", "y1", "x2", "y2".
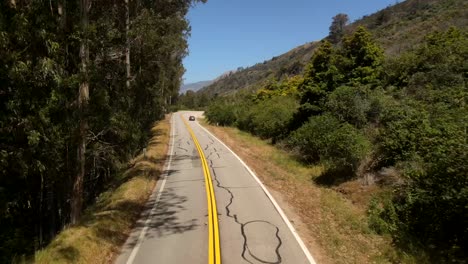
[
  {"x1": 71, "y1": 0, "x2": 90, "y2": 225},
  {"x1": 125, "y1": 0, "x2": 131, "y2": 88},
  {"x1": 58, "y1": 0, "x2": 66, "y2": 30}
]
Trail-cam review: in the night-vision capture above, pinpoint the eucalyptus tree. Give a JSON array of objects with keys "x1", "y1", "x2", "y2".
[{"x1": 0, "y1": 0, "x2": 206, "y2": 260}]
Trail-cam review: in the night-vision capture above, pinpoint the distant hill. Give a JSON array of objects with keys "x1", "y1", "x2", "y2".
[
  {"x1": 180, "y1": 69, "x2": 239, "y2": 94},
  {"x1": 180, "y1": 80, "x2": 213, "y2": 93},
  {"x1": 200, "y1": 0, "x2": 468, "y2": 96}
]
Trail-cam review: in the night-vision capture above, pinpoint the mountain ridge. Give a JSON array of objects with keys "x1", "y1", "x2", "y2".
[
  {"x1": 180, "y1": 80, "x2": 214, "y2": 93},
  {"x1": 199, "y1": 0, "x2": 467, "y2": 96}
]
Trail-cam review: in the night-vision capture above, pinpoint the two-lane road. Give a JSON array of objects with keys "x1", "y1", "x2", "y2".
[{"x1": 115, "y1": 111, "x2": 315, "y2": 264}]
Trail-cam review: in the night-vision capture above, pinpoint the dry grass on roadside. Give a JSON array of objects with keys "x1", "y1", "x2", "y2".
[
  {"x1": 35, "y1": 116, "x2": 171, "y2": 264},
  {"x1": 201, "y1": 121, "x2": 397, "y2": 264}
]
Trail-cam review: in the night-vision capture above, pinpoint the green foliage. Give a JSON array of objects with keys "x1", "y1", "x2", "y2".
[
  {"x1": 367, "y1": 196, "x2": 398, "y2": 235},
  {"x1": 248, "y1": 96, "x2": 298, "y2": 140},
  {"x1": 295, "y1": 28, "x2": 383, "y2": 127},
  {"x1": 254, "y1": 76, "x2": 302, "y2": 101},
  {"x1": 385, "y1": 27, "x2": 467, "y2": 94},
  {"x1": 302, "y1": 40, "x2": 342, "y2": 92},
  {"x1": 205, "y1": 92, "x2": 299, "y2": 142},
  {"x1": 0, "y1": 0, "x2": 201, "y2": 261},
  {"x1": 176, "y1": 91, "x2": 210, "y2": 110},
  {"x1": 375, "y1": 97, "x2": 468, "y2": 257},
  {"x1": 341, "y1": 26, "x2": 384, "y2": 85},
  {"x1": 205, "y1": 101, "x2": 237, "y2": 126},
  {"x1": 378, "y1": 101, "x2": 433, "y2": 165},
  {"x1": 366, "y1": 28, "x2": 468, "y2": 261},
  {"x1": 288, "y1": 114, "x2": 371, "y2": 173},
  {"x1": 325, "y1": 86, "x2": 371, "y2": 128}
]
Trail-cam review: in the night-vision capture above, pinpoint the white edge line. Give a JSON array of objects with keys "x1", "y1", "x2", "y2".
[
  {"x1": 125, "y1": 114, "x2": 176, "y2": 264},
  {"x1": 196, "y1": 120, "x2": 317, "y2": 264}
]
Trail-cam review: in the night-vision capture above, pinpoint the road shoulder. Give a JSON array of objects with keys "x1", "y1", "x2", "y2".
[{"x1": 35, "y1": 116, "x2": 171, "y2": 264}]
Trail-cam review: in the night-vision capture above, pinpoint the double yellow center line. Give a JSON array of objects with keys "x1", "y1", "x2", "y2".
[{"x1": 181, "y1": 116, "x2": 221, "y2": 264}]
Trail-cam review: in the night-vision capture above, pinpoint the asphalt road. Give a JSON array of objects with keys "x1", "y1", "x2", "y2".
[{"x1": 115, "y1": 111, "x2": 315, "y2": 264}]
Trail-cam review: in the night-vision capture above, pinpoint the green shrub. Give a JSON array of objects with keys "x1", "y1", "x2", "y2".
[
  {"x1": 250, "y1": 96, "x2": 298, "y2": 140},
  {"x1": 376, "y1": 103, "x2": 468, "y2": 259},
  {"x1": 288, "y1": 114, "x2": 371, "y2": 173},
  {"x1": 205, "y1": 101, "x2": 237, "y2": 126},
  {"x1": 367, "y1": 196, "x2": 398, "y2": 235},
  {"x1": 377, "y1": 101, "x2": 431, "y2": 166},
  {"x1": 326, "y1": 85, "x2": 370, "y2": 128},
  {"x1": 370, "y1": 28, "x2": 468, "y2": 261},
  {"x1": 234, "y1": 101, "x2": 255, "y2": 132}
]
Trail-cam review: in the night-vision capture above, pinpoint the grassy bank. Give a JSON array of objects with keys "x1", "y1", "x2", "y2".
[
  {"x1": 34, "y1": 116, "x2": 171, "y2": 264},
  {"x1": 200, "y1": 120, "x2": 407, "y2": 264}
]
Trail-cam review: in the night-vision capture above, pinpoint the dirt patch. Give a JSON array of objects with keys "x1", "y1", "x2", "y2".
[{"x1": 333, "y1": 180, "x2": 384, "y2": 213}]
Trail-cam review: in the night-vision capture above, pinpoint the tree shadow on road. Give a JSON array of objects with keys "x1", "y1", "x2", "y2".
[{"x1": 35, "y1": 118, "x2": 175, "y2": 263}]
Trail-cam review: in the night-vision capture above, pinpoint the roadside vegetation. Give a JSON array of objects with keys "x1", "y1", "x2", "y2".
[
  {"x1": 201, "y1": 122, "x2": 400, "y2": 264},
  {"x1": 204, "y1": 26, "x2": 468, "y2": 262},
  {"x1": 35, "y1": 117, "x2": 170, "y2": 264}
]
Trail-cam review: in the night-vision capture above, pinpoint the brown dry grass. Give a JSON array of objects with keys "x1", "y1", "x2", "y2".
[
  {"x1": 34, "y1": 115, "x2": 171, "y2": 264},
  {"x1": 201, "y1": 121, "x2": 397, "y2": 264}
]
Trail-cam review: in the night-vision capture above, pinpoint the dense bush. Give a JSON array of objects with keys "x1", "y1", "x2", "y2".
[
  {"x1": 235, "y1": 102, "x2": 255, "y2": 132},
  {"x1": 288, "y1": 114, "x2": 371, "y2": 173},
  {"x1": 205, "y1": 101, "x2": 237, "y2": 126},
  {"x1": 325, "y1": 85, "x2": 370, "y2": 128},
  {"x1": 249, "y1": 96, "x2": 298, "y2": 140},
  {"x1": 377, "y1": 101, "x2": 433, "y2": 166},
  {"x1": 395, "y1": 151, "x2": 467, "y2": 259},
  {"x1": 206, "y1": 95, "x2": 298, "y2": 141},
  {"x1": 368, "y1": 28, "x2": 468, "y2": 259}
]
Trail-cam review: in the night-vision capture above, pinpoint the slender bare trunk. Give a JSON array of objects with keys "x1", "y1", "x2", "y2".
[
  {"x1": 125, "y1": 0, "x2": 131, "y2": 88},
  {"x1": 71, "y1": 0, "x2": 90, "y2": 225},
  {"x1": 39, "y1": 174, "x2": 44, "y2": 246},
  {"x1": 58, "y1": 0, "x2": 66, "y2": 29}
]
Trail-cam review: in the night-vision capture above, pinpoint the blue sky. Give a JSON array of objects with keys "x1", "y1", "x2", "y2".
[{"x1": 183, "y1": 0, "x2": 398, "y2": 84}]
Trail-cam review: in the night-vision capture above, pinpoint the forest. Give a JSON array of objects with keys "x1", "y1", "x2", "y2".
[
  {"x1": 0, "y1": 0, "x2": 203, "y2": 261},
  {"x1": 204, "y1": 26, "x2": 467, "y2": 261}
]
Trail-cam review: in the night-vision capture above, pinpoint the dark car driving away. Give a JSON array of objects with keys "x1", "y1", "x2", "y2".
[{"x1": 189, "y1": 116, "x2": 196, "y2": 121}]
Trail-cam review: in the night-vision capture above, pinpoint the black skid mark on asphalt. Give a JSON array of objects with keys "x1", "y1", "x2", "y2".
[
  {"x1": 210, "y1": 146, "x2": 221, "y2": 158},
  {"x1": 177, "y1": 146, "x2": 189, "y2": 152},
  {"x1": 206, "y1": 151, "x2": 220, "y2": 161},
  {"x1": 204, "y1": 141, "x2": 220, "y2": 160},
  {"x1": 208, "y1": 159, "x2": 283, "y2": 264},
  {"x1": 207, "y1": 136, "x2": 215, "y2": 144},
  {"x1": 186, "y1": 140, "x2": 191, "y2": 146}
]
